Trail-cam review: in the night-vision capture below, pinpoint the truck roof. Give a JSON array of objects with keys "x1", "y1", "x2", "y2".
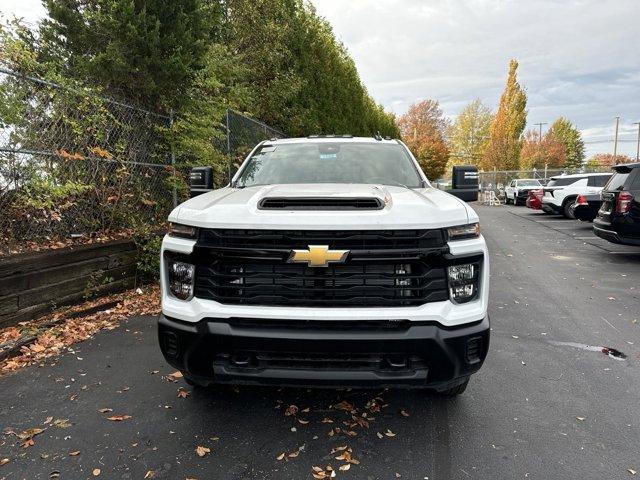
[{"x1": 263, "y1": 136, "x2": 400, "y2": 145}]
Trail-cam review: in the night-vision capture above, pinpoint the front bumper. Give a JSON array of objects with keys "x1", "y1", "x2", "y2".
[{"x1": 158, "y1": 314, "x2": 490, "y2": 390}]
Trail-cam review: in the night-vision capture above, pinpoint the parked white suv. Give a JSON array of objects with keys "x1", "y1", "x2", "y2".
[
  {"x1": 504, "y1": 178, "x2": 542, "y2": 205},
  {"x1": 542, "y1": 173, "x2": 612, "y2": 218},
  {"x1": 159, "y1": 136, "x2": 490, "y2": 396}
]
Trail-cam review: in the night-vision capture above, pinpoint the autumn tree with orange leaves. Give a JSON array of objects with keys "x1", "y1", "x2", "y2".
[
  {"x1": 519, "y1": 130, "x2": 566, "y2": 170},
  {"x1": 585, "y1": 153, "x2": 632, "y2": 168},
  {"x1": 398, "y1": 100, "x2": 450, "y2": 180},
  {"x1": 481, "y1": 59, "x2": 527, "y2": 171}
]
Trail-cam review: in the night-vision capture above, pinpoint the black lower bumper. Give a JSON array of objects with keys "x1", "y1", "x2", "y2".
[
  {"x1": 593, "y1": 223, "x2": 640, "y2": 246},
  {"x1": 158, "y1": 315, "x2": 490, "y2": 390}
]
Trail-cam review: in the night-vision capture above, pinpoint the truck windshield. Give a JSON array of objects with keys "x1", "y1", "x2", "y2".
[{"x1": 235, "y1": 142, "x2": 424, "y2": 188}]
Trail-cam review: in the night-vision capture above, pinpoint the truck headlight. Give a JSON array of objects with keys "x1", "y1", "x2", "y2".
[
  {"x1": 447, "y1": 223, "x2": 480, "y2": 240},
  {"x1": 167, "y1": 259, "x2": 195, "y2": 300},
  {"x1": 169, "y1": 223, "x2": 198, "y2": 239},
  {"x1": 447, "y1": 263, "x2": 479, "y2": 303}
]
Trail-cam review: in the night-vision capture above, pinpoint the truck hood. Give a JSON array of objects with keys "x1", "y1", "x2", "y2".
[{"x1": 169, "y1": 183, "x2": 474, "y2": 230}]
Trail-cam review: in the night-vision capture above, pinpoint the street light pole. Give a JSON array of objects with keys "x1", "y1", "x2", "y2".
[{"x1": 633, "y1": 122, "x2": 640, "y2": 161}]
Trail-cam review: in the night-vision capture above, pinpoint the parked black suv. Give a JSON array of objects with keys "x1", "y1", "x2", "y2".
[{"x1": 593, "y1": 163, "x2": 640, "y2": 246}]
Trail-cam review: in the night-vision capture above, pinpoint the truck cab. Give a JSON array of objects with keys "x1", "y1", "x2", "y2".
[{"x1": 158, "y1": 137, "x2": 490, "y2": 395}]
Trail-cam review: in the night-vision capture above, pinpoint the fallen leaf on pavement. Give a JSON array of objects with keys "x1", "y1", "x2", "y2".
[
  {"x1": 285, "y1": 405, "x2": 299, "y2": 416},
  {"x1": 301, "y1": 407, "x2": 310, "y2": 413},
  {"x1": 332, "y1": 401, "x2": 354, "y2": 412},
  {"x1": 576, "y1": 417, "x2": 586, "y2": 421},
  {"x1": 376, "y1": 432, "x2": 384, "y2": 439},
  {"x1": 69, "y1": 451, "x2": 80, "y2": 456},
  {"x1": 16, "y1": 427, "x2": 44, "y2": 440},
  {"x1": 400, "y1": 409, "x2": 410, "y2": 417},
  {"x1": 92, "y1": 468, "x2": 101, "y2": 476},
  {"x1": 321, "y1": 417, "x2": 333, "y2": 423},
  {"x1": 97, "y1": 408, "x2": 113, "y2": 413},
  {"x1": 165, "y1": 371, "x2": 183, "y2": 383},
  {"x1": 21, "y1": 438, "x2": 35, "y2": 448},
  {"x1": 196, "y1": 446, "x2": 210, "y2": 457},
  {"x1": 339, "y1": 464, "x2": 351, "y2": 471},
  {"x1": 628, "y1": 469, "x2": 637, "y2": 476},
  {"x1": 107, "y1": 415, "x2": 131, "y2": 421},
  {"x1": 53, "y1": 418, "x2": 72, "y2": 428},
  {"x1": 384, "y1": 429, "x2": 396, "y2": 437},
  {"x1": 144, "y1": 471, "x2": 155, "y2": 479},
  {"x1": 297, "y1": 418, "x2": 309, "y2": 425},
  {"x1": 44, "y1": 416, "x2": 53, "y2": 424},
  {"x1": 177, "y1": 388, "x2": 190, "y2": 399},
  {"x1": 276, "y1": 453, "x2": 285, "y2": 461},
  {"x1": 0, "y1": 458, "x2": 9, "y2": 466}
]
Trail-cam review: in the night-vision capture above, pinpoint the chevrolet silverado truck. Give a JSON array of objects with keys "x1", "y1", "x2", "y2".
[{"x1": 159, "y1": 136, "x2": 489, "y2": 396}]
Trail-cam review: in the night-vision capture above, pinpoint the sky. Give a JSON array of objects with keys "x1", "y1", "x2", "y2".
[
  {"x1": 2, "y1": 0, "x2": 639, "y2": 159},
  {"x1": 312, "y1": 0, "x2": 640, "y2": 159}
]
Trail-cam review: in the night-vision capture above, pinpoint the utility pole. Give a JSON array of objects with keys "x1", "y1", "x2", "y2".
[
  {"x1": 633, "y1": 122, "x2": 640, "y2": 161},
  {"x1": 613, "y1": 116, "x2": 620, "y2": 164},
  {"x1": 533, "y1": 122, "x2": 547, "y2": 140}
]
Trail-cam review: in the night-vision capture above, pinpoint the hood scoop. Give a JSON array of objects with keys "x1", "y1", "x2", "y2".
[{"x1": 258, "y1": 197, "x2": 384, "y2": 210}]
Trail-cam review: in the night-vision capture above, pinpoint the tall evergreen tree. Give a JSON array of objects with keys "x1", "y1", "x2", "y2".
[
  {"x1": 40, "y1": 0, "x2": 223, "y2": 112},
  {"x1": 547, "y1": 117, "x2": 585, "y2": 169},
  {"x1": 482, "y1": 59, "x2": 527, "y2": 171}
]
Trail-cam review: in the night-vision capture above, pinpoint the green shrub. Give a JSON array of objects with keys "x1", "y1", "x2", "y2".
[{"x1": 136, "y1": 232, "x2": 163, "y2": 282}]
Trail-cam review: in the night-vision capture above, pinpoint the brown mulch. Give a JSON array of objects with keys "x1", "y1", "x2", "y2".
[{"x1": 0, "y1": 284, "x2": 160, "y2": 375}]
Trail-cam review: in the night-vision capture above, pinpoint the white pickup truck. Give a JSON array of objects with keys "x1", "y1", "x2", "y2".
[
  {"x1": 159, "y1": 136, "x2": 490, "y2": 396},
  {"x1": 504, "y1": 178, "x2": 543, "y2": 205}
]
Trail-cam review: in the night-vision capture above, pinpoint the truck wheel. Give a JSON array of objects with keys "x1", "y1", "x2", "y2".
[
  {"x1": 436, "y1": 379, "x2": 469, "y2": 397},
  {"x1": 563, "y1": 199, "x2": 576, "y2": 219},
  {"x1": 182, "y1": 372, "x2": 210, "y2": 388}
]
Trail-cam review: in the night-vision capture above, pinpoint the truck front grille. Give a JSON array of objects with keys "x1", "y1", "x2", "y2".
[
  {"x1": 191, "y1": 229, "x2": 449, "y2": 307},
  {"x1": 194, "y1": 260, "x2": 448, "y2": 307}
]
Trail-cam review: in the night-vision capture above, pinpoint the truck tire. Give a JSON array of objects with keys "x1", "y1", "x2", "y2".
[
  {"x1": 182, "y1": 372, "x2": 210, "y2": 388},
  {"x1": 436, "y1": 379, "x2": 469, "y2": 396}
]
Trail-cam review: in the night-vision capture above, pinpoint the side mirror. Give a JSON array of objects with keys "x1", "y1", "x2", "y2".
[{"x1": 189, "y1": 167, "x2": 214, "y2": 197}]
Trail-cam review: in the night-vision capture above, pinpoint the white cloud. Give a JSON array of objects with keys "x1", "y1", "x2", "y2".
[{"x1": 313, "y1": 0, "x2": 640, "y2": 158}]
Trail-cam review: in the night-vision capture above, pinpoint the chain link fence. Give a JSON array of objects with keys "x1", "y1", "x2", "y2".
[
  {"x1": 223, "y1": 109, "x2": 285, "y2": 181},
  {"x1": 478, "y1": 167, "x2": 613, "y2": 192},
  {"x1": 0, "y1": 68, "x2": 284, "y2": 255}
]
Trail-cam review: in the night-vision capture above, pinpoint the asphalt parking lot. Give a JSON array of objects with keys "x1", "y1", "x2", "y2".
[{"x1": 1, "y1": 203, "x2": 639, "y2": 480}]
